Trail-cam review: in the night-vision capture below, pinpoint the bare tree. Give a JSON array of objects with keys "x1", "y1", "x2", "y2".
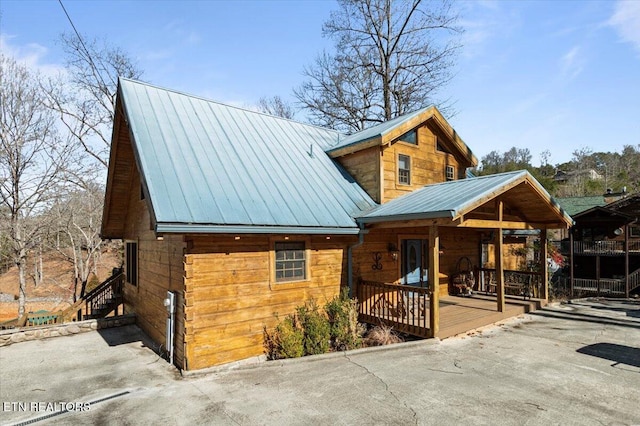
[
  {"x1": 295, "y1": 0, "x2": 462, "y2": 132},
  {"x1": 48, "y1": 181, "x2": 104, "y2": 301},
  {"x1": 257, "y1": 96, "x2": 296, "y2": 119},
  {"x1": 0, "y1": 55, "x2": 75, "y2": 316},
  {"x1": 45, "y1": 33, "x2": 142, "y2": 169}
]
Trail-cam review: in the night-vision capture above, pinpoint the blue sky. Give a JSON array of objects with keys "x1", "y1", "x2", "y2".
[{"x1": 1, "y1": 0, "x2": 639, "y2": 166}]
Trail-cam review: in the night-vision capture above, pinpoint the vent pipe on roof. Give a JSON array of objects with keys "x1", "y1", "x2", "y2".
[{"x1": 309, "y1": 143, "x2": 314, "y2": 158}]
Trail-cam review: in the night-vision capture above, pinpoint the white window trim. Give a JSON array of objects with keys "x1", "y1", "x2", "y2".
[{"x1": 398, "y1": 154, "x2": 411, "y2": 185}]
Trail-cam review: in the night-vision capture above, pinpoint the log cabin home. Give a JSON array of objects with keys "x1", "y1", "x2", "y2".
[
  {"x1": 102, "y1": 79, "x2": 573, "y2": 371},
  {"x1": 564, "y1": 194, "x2": 640, "y2": 297}
]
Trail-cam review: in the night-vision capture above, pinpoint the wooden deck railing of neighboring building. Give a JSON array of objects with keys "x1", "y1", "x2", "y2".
[
  {"x1": 572, "y1": 267, "x2": 640, "y2": 297},
  {"x1": 357, "y1": 280, "x2": 430, "y2": 338},
  {"x1": 572, "y1": 240, "x2": 640, "y2": 256}
]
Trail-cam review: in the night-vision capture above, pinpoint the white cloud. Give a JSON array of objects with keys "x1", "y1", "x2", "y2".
[
  {"x1": 559, "y1": 45, "x2": 584, "y2": 80},
  {"x1": 458, "y1": 2, "x2": 521, "y2": 59},
  {"x1": 607, "y1": 0, "x2": 640, "y2": 55},
  {"x1": 0, "y1": 34, "x2": 66, "y2": 78}
]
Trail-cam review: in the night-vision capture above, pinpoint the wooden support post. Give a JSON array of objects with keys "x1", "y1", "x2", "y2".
[
  {"x1": 625, "y1": 224, "x2": 630, "y2": 298},
  {"x1": 596, "y1": 256, "x2": 601, "y2": 297},
  {"x1": 428, "y1": 225, "x2": 440, "y2": 338},
  {"x1": 541, "y1": 229, "x2": 548, "y2": 302},
  {"x1": 495, "y1": 200, "x2": 505, "y2": 312},
  {"x1": 569, "y1": 231, "x2": 574, "y2": 297}
]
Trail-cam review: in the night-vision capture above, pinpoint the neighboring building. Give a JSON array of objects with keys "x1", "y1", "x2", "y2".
[
  {"x1": 553, "y1": 169, "x2": 603, "y2": 184},
  {"x1": 565, "y1": 194, "x2": 640, "y2": 297},
  {"x1": 102, "y1": 79, "x2": 572, "y2": 371}
]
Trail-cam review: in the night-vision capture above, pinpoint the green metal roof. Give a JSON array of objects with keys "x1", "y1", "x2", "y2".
[
  {"x1": 325, "y1": 106, "x2": 432, "y2": 154},
  {"x1": 555, "y1": 196, "x2": 606, "y2": 217},
  {"x1": 118, "y1": 79, "x2": 376, "y2": 234},
  {"x1": 357, "y1": 170, "x2": 572, "y2": 225}
]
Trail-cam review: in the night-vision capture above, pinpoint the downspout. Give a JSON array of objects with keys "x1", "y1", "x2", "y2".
[{"x1": 347, "y1": 226, "x2": 366, "y2": 298}]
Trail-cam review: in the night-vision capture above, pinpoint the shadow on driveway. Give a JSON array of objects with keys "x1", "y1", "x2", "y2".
[
  {"x1": 531, "y1": 309, "x2": 640, "y2": 330},
  {"x1": 577, "y1": 342, "x2": 640, "y2": 369}
]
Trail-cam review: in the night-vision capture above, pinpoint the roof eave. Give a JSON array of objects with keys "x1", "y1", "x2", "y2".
[
  {"x1": 155, "y1": 223, "x2": 362, "y2": 235},
  {"x1": 357, "y1": 210, "x2": 455, "y2": 225},
  {"x1": 326, "y1": 136, "x2": 382, "y2": 158}
]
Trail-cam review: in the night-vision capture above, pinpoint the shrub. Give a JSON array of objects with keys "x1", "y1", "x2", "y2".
[
  {"x1": 325, "y1": 288, "x2": 364, "y2": 351},
  {"x1": 263, "y1": 315, "x2": 304, "y2": 360},
  {"x1": 297, "y1": 301, "x2": 330, "y2": 355}
]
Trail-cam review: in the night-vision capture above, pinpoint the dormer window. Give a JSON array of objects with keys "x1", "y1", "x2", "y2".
[
  {"x1": 446, "y1": 165, "x2": 455, "y2": 181},
  {"x1": 399, "y1": 155, "x2": 411, "y2": 185},
  {"x1": 399, "y1": 129, "x2": 417, "y2": 145}
]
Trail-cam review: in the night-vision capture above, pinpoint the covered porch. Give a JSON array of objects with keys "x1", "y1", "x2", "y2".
[
  {"x1": 351, "y1": 171, "x2": 573, "y2": 338},
  {"x1": 357, "y1": 279, "x2": 545, "y2": 339}
]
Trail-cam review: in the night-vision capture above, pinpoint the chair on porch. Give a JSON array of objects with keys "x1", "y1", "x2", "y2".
[{"x1": 450, "y1": 257, "x2": 475, "y2": 296}]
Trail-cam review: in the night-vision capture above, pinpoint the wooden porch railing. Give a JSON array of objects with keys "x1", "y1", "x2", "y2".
[
  {"x1": 573, "y1": 240, "x2": 640, "y2": 256},
  {"x1": 476, "y1": 268, "x2": 544, "y2": 299},
  {"x1": 357, "y1": 280, "x2": 430, "y2": 338},
  {"x1": 573, "y1": 267, "x2": 640, "y2": 296}
]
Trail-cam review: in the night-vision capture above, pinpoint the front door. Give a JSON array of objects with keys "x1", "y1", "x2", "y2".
[{"x1": 402, "y1": 239, "x2": 427, "y2": 286}]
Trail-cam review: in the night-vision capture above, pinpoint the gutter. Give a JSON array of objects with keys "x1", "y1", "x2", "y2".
[
  {"x1": 155, "y1": 223, "x2": 361, "y2": 235},
  {"x1": 347, "y1": 226, "x2": 367, "y2": 298}
]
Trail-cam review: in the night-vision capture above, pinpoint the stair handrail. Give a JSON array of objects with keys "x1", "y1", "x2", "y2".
[
  {"x1": 60, "y1": 269, "x2": 124, "y2": 321},
  {"x1": 629, "y1": 267, "x2": 640, "y2": 292}
]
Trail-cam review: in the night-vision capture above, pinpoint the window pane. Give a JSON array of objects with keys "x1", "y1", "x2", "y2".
[
  {"x1": 399, "y1": 155, "x2": 411, "y2": 184},
  {"x1": 275, "y1": 242, "x2": 306, "y2": 282},
  {"x1": 400, "y1": 129, "x2": 417, "y2": 144}
]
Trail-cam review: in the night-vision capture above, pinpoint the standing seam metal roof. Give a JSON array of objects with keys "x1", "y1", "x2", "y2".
[
  {"x1": 357, "y1": 170, "x2": 569, "y2": 223},
  {"x1": 325, "y1": 106, "x2": 433, "y2": 153},
  {"x1": 119, "y1": 78, "x2": 376, "y2": 233}
]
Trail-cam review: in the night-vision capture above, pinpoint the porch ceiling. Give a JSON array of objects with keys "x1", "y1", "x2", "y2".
[{"x1": 357, "y1": 170, "x2": 573, "y2": 229}]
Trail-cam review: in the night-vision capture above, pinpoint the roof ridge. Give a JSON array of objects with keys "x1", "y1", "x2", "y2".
[{"x1": 118, "y1": 77, "x2": 344, "y2": 137}]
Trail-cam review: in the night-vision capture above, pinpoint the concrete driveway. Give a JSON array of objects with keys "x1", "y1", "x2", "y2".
[{"x1": 1, "y1": 298, "x2": 639, "y2": 425}]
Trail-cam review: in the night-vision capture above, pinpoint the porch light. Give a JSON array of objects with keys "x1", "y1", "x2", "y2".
[
  {"x1": 156, "y1": 235, "x2": 164, "y2": 241},
  {"x1": 234, "y1": 236, "x2": 241, "y2": 240},
  {"x1": 388, "y1": 243, "x2": 399, "y2": 261}
]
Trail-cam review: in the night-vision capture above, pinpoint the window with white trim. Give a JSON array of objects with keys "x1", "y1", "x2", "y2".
[
  {"x1": 446, "y1": 165, "x2": 455, "y2": 181},
  {"x1": 398, "y1": 154, "x2": 411, "y2": 185},
  {"x1": 125, "y1": 241, "x2": 138, "y2": 286},
  {"x1": 275, "y1": 242, "x2": 306, "y2": 282}
]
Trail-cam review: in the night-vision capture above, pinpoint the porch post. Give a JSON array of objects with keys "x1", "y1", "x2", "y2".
[
  {"x1": 428, "y1": 225, "x2": 440, "y2": 337},
  {"x1": 625, "y1": 224, "x2": 630, "y2": 298},
  {"x1": 541, "y1": 229, "x2": 548, "y2": 302},
  {"x1": 495, "y1": 201, "x2": 505, "y2": 312},
  {"x1": 569, "y1": 231, "x2": 574, "y2": 297}
]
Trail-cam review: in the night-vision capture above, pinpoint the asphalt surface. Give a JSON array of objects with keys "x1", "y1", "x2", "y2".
[{"x1": 1, "y1": 298, "x2": 639, "y2": 425}]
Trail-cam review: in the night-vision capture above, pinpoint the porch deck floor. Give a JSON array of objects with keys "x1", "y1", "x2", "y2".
[{"x1": 437, "y1": 294, "x2": 545, "y2": 339}]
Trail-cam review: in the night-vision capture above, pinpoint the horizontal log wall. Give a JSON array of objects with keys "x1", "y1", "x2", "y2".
[
  {"x1": 353, "y1": 227, "x2": 484, "y2": 297},
  {"x1": 123, "y1": 168, "x2": 186, "y2": 369},
  {"x1": 183, "y1": 234, "x2": 353, "y2": 370},
  {"x1": 381, "y1": 125, "x2": 465, "y2": 203},
  {"x1": 337, "y1": 147, "x2": 381, "y2": 203}
]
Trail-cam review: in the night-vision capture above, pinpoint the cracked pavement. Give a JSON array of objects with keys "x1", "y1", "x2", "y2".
[{"x1": 1, "y1": 298, "x2": 639, "y2": 425}]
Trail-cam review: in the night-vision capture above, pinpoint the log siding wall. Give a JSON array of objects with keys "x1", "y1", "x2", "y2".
[
  {"x1": 182, "y1": 235, "x2": 353, "y2": 370},
  {"x1": 122, "y1": 168, "x2": 187, "y2": 369},
  {"x1": 334, "y1": 123, "x2": 468, "y2": 205},
  {"x1": 381, "y1": 126, "x2": 464, "y2": 203}
]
